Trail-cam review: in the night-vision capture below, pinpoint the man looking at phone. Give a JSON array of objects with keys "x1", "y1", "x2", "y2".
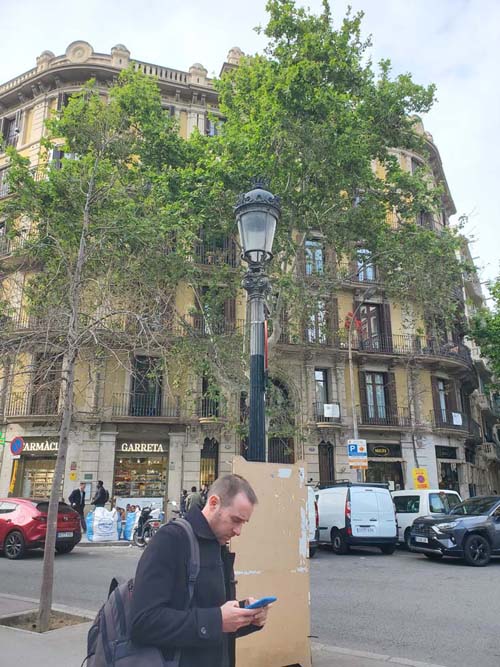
[{"x1": 130, "y1": 474, "x2": 270, "y2": 666}]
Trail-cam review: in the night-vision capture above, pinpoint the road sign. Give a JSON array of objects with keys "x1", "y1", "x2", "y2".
[
  {"x1": 347, "y1": 439, "x2": 368, "y2": 469},
  {"x1": 69, "y1": 471, "x2": 77, "y2": 481},
  {"x1": 412, "y1": 467, "x2": 430, "y2": 489},
  {"x1": 10, "y1": 436, "x2": 24, "y2": 456}
]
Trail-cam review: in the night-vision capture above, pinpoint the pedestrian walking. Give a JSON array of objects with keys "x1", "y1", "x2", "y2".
[
  {"x1": 130, "y1": 473, "x2": 270, "y2": 666},
  {"x1": 186, "y1": 485, "x2": 203, "y2": 511},
  {"x1": 68, "y1": 481, "x2": 87, "y2": 532},
  {"x1": 180, "y1": 489, "x2": 188, "y2": 516},
  {"x1": 200, "y1": 483, "x2": 209, "y2": 507},
  {"x1": 91, "y1": 480, "x2": 108, "y2": 507}
]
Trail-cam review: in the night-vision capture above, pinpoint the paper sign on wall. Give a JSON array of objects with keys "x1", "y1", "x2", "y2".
[
  {"x1": 412, "y1": 467, "x2": 430, "y2": 489},
  {"x1": 323, "y1": 403, "x2": 340, "y2": 418}
]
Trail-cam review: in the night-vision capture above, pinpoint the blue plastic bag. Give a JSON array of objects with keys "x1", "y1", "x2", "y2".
[
  {"x1": 86, "y1": 511, "x2": 94, "y2": 541},
  {"x1": 123, "y1": 512, "x2": 136, "y2": 541}
]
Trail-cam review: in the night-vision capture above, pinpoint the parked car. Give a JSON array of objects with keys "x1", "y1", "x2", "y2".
[
  {"x1": 392, "y1": 489, "x2": 462, "y2": 548},
  {"x1": 410, "y1": 495, "x2": 500, "y2": 566},
  {"x1": 307, "y1": 485, "x2": 319, "y2": 558},
  {"x1": 317, "y1": 482, "x2": 397, "y2": 555},
  {"x1": 0, "y1": 498, "x2": 82, "y2": 560}
]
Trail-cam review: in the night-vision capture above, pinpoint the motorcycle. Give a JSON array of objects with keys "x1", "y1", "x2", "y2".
[{"x1": 132, "y1": 507, "x2": 162, "y2": 548}]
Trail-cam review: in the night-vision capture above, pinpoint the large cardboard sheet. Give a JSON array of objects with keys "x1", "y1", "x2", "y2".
[{"x1": 232, "y1": 457, "x2": 311, "y2": 667}]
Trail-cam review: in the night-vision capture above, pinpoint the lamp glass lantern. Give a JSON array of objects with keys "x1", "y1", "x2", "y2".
[{"x1": 235, "y1": 186, "x2": 280, "y2": 264}]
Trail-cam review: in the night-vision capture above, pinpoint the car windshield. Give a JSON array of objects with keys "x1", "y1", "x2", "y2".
[{"x1": 450, "y1": 497, "x2": 499, "y2": 516}]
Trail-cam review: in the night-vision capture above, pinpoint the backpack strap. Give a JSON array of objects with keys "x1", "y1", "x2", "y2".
[
  {"x1": 171, "y1": 518, "x2": 200, "y2": 604},
  {"x1": 163, "y1": 518, "x2": 201, "y2": 667}
]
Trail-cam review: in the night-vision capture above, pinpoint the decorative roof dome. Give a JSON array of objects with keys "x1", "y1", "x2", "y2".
[
  {"x1": 189, "y1": 62, "x2": 207, "y2": 72},
  {"x1": 227, "y1": 47, "x2": 244, "y2": 65},
  {"x1": 39, "y1": 50, "x2": 55, "y2": 58},
  {"x1": 112, "y1": 44, "x2": 130, "y2": 53}
]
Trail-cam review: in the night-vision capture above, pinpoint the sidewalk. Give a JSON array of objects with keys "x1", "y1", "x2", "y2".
[{"x1": 0, "y1": 593, "x2": 447, "y2": 667}]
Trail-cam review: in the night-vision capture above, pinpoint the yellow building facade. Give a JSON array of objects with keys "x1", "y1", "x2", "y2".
[{"x1": 0, "y1": 41, "x2": 498, "y2": 511}]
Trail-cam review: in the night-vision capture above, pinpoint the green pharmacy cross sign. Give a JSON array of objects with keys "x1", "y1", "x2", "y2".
[{"x1": 0, "y1": 432, "x2": 5, "y2": 446}]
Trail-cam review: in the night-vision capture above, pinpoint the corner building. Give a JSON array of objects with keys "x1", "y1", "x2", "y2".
[{"x1": 0, "y1": 42, "x2": 498, "y2": 507}]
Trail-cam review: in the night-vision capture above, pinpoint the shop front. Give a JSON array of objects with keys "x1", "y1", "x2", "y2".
[
  {"x1": 113, "y1": 439, "x2": 169, "y2": 510},
  {"x1": 365, "y1": 443, "x2": 405, "y2": 490},
  {"x1": 10, "y1": 437, "x2": 60, "y2": 498},
  {"x1": 436, "y1": 445, "x2": 460, "y2": 492}
]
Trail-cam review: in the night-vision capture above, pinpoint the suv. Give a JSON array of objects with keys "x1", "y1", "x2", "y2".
[{"x1": 410, "y1": 495, "x2": 500, "y2": 566}]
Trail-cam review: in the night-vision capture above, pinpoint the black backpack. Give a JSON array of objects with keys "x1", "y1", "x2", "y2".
[
  {"x1": 82, "y1": 518, "x2": 200, "y2": 667},
  {"x1": 104, "y1": 489, "x2": 110, "y2": 503}
]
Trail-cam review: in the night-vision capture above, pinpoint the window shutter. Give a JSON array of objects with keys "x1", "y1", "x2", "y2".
[
  {"x1": 14, "y1": 109, "x2": 22, "y2": 137},
  {"x1": 381, "y1": 302, "x2": 393, "y2": 353},
  {"x1": 224, "y1": 297, "x2": 236, "y2": 329},
  {"x1": 56, "y1": 93, "x2": 64, "y2": 111},
  {"x1": 358, "y1": 370, "x2": 367, "y2": 414},
  {"x1": 328, "y1": 297, "x2": 339, "y2": 345},
  {"x1": 447, "y1": 380, "x2": 458, "y2": 413},
  {"x1": 386, "y1": 372, "x2": 398, "y2": 421},
  {"x1": 0, "y1": 117, "x2": 5, "y2": 140},
  {"x1": 431, "y1": 376, "x2": 441, "y2": 421}
]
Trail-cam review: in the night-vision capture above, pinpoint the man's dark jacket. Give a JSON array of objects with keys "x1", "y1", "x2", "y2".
[
  {"x1": 91, "y1": 485, "x2": 106, "y2": 507},
  {"x1": 130, "y1": 506, "x2": 259, "y2": 667},
  {"x1": 68, "y1": 487, "x2": 85, "y2": 514}
]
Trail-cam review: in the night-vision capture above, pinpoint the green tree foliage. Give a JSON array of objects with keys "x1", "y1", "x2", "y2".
[{"x1": 471, "y1": 280, "x2": 500, "y2": 388}]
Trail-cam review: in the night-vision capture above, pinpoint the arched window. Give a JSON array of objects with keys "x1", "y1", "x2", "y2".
[
  {"x1": 200, "y1": 437, "x2": 219, "y2": 487},
  {"x1": 318, "y1": 440, "x2": 335, "y2": 487}
]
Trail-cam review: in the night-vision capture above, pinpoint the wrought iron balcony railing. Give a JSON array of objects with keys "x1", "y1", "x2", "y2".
[
  {"x1": 358, "y1": 404, "x2": 411, "y2": 428},
  {"x1": 111, "y1": 392, "x2": 182, "y2": 418},
  {"x1": 7, "y1": 391, "x2": 60, "y2": 417},
  {"x1": 430, "y1": 410, "x2": 481, "y2": 438},
  {"x1": 196, "y1": 396, "x2": 227, "y2": 420},
  {"x1": 313, "y1": 401, "x2": 342, "y2": 424},
  {"x1": 194, "y1": 239, "x2": 239, "y2": 268}
]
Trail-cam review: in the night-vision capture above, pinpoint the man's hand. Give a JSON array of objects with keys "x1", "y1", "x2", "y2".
[
  {"x1": 220, "y1": 601, "x2": 257, "y2": 633},
  {"x1": 245, "y1": 597, "x2": 271, "y2": 627}
]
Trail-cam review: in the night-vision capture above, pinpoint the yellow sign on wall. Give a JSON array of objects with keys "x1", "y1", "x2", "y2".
[
  {"x1": 412, "y1": 467, "x2": 430, "y2": 489},
  {"x1": 69, "y1": 471, "x2": 77, "y2": 481}
]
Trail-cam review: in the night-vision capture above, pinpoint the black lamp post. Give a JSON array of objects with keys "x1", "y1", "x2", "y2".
[{"x1": 235, "y1": 183, "x2": 281, "y2": 462}]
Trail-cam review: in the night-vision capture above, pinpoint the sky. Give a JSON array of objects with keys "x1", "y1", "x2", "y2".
[{"x1": 0, "y1": 0, "x2": 498, "y2": 290}]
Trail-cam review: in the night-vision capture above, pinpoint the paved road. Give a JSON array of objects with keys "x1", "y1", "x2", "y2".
[{"x1": 1, "y1": 544, "x2": 499, "y2": 666}]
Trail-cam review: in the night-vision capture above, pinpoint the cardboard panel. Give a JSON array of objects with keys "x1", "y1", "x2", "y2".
[{"x1": 232, "y1": 457, "x2": 311, "y2": 667}]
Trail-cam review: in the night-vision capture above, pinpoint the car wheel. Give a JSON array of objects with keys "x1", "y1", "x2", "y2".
[
  {"x1": 331, "y1": 529, "x2": 349, "y2": 555},
  {"x1": 424, "y1": 553, "x2": 443, "y2": 560},
  {"x1": 4, "y1": 530, "x2": 26, "y2": 560},
  {"x1": 380, "y1": 544, "x2": 395, "y2": 555},
  {"x1": 404, "y1": 529, "x2": 412, "y2": 550},
  {"x1": 463, "y1": 534, "x2": 491, "y2": 567},
  {"x1": 55, "y1": 543, "x2": 75, "y2": 554},
  {"x1": 309, "y1": 546, "x2": 317, "y2": 558}
]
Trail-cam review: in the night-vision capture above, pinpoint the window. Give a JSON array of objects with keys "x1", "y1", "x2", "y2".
[
  {"x1": 314, "y1": 369, "x2": 328, "y2": 406},
  {"x1": 130, "y1": 356, "x2": 163, "y2": 416},
  {"x1": 465, "y1": 448, "x2": 476, "y2": 464},
  {"x1": 359, "y1": 303, "x2": 381, "y2": 349},
  {"x1": 393, "y1": 496, "x2": 420, "y2": 513},
  {"x1": 0, "y1": 168, "x2": 9, "y2": 198},
  {"x1": 437, "y1": 379, "x2": 448, "y2": 422},
  {"x1": 268, "y1": 437, "x2": 295, "y2": 464},
  {"x1": 0, "y1": 501, "x2": 17, "y2": 514},
  {"x1": 365, "y1": 372, "x2": 387, "y2": 420},
  {"x1": 356, "y1": 248, "x2": 376, "y2": 282},
  {"x1": 205, "y1": 118, "x2": 221, "y2": 136},
  {"x1": 416, "y1": 211, "x2": 432, "y2": 228},
  {"x1": 2, "y1": 116, "x2": 19, "y2": 148},
  {"x1": 318, "y1": 441, "x2": 334, "y2": 487},
  {"x1": 200, "y1": 437, "x2": 219, "y2": 487},
  {"x1": 30, "y1": 353, "x2": 62, "y2": 415},
  {"x1": 307, "y1": 300, "x2": 327, "y2": 343},
  {"x1": 410, "y1": 157, "x2": 422, "y2": 175},
  {"x1": 305, "y1": 239, "x2": 324, "y2": 275}
]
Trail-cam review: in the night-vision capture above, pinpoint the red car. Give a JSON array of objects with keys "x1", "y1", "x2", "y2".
[{"x1": 0, "y1": 498, "x2": 82, "y2": 559}]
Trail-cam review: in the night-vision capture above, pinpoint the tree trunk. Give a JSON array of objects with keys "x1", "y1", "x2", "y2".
[{"x1": 37, "y1": 187, "x2": 92, "y2": 632}]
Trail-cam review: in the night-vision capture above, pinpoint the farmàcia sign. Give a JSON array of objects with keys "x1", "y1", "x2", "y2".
[{"x1": 23, "y1": 438, "x2": 59, "y2": 452}]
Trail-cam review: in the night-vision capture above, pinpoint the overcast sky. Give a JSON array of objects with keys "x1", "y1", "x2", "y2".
[{"x1": 0, "y1": 0, "x2": 498, "y2": 289}]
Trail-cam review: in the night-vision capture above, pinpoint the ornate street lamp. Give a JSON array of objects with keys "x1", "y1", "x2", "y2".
[{"x1": 235, "y1": 183, "x2": 281, "y2": 461}]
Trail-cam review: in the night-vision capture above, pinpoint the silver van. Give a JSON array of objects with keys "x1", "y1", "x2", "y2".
[{"x1": 317, "y1": 482, "x2": 397, "y2": 555}]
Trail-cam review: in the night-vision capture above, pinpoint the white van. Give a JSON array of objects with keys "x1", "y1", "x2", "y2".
[
  {"x1": 317, "y1": 482, "x2": 397, "y2": 555},
  {"x1": 307, "y1": 485, "x2": 319, "y2": 558},
  {"x1": 392, "y1": 489, "x2": 462, "y2": 548}
]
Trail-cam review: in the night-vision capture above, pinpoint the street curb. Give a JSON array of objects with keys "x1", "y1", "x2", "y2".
[
  {"x1": 312, "y1": 642, "x2": 449, "y2": 667},
  {"x1": 76, "y1": 540, "x2": 133, "y2": 548},
  {"x1": 0, "y1": 593, "x2": 96, "y2": 620}
]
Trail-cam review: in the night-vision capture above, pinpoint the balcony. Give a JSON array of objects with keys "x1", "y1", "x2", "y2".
[
  {"x1": 430, "y1": 410, "x2": 482, "y2": 439},
  {"x1": 194, "y1": 239, "x2": 239, "y2": 268},
  {"x1": 313, "y1": 401, "x2": 342, "y2": 426},
  {"x1": 196, "y1": 396, "x2": 227, "y2": 422},
  {"x1": 478, "y1": 442, "x2": 500, "y2": 461},
  {"x1": 183, "y1": 316, "x2": 245, "y2": 337},
  {"x1": 111, "y1": 392, "x2": 182, "y2": 420},
  {"x1": 7, "y1": 391, "x2": 60, "y2": 418},
  {"x1": 359, "y1": 404, "x2": 411, "y2": 428}
]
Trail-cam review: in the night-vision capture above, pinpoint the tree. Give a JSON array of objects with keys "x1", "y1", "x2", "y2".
[
  {"x1": 0, "y1": 70, "x2": 191, "y2": 631},
  {"x1": 471, "y1": 279, "x2": 500, "y2": 388}
]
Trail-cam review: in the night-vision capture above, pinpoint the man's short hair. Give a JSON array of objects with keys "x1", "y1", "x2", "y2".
[
  {"x1": 208, "y1": 474, "x2": 258, "y2": 508},
  {"x1": 191, "y1": 486, "x2": 197, "y2": 492}
]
